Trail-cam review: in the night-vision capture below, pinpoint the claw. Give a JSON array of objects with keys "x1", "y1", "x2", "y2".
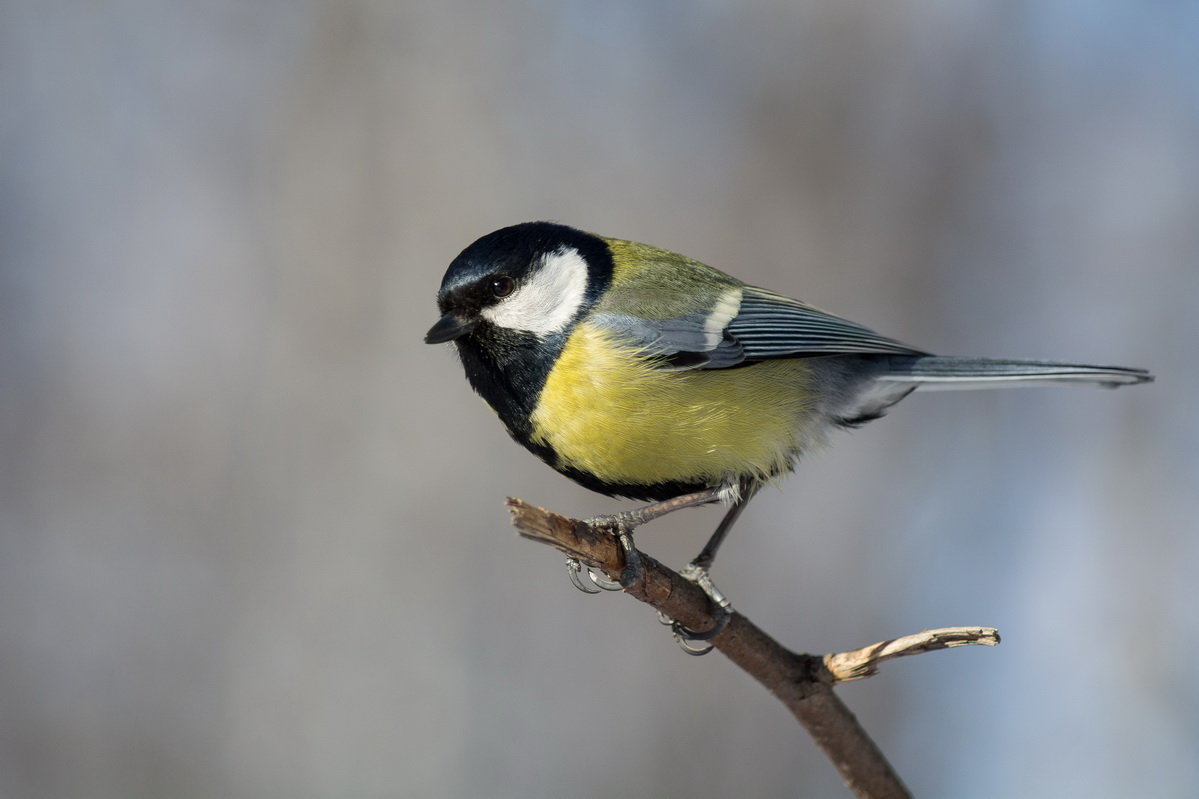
[
  {"x1": 567, "y1": 558, "x2": 602, "y2": 593},
  {"x1": 589, "y1": 568, "x2": 623, "y2": 591},
  {"x1": 674, "y1": 631, "x2": 717, "y2": 656},
  {"x1": 566, "y1": 558, "x2": 622, "y2": 593},
  {"x1": 677, "y1": 642, "x2": 714, "y2": 655}
]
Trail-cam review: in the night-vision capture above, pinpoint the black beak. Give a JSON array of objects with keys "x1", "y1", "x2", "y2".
[{"x1": 425, "y1": 313, "x2": 478, "y2": 344}]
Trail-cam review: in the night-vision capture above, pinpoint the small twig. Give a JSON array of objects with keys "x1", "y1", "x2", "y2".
[
  {"x1": 508, "y1": 497, "x2": 1000, "y2": 799},
  {"x1": 824, "y1": 627, "x2": 1000, "y2": 683}
]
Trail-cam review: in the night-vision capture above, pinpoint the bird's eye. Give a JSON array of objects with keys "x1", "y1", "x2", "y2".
[{"x1": 490, "y1": 276, "x2": 515, "y2": 298}]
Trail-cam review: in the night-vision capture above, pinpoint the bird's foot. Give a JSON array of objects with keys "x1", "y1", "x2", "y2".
[
  {"x1": 566, "y1": 515, "x2": 645, "y2": 594},
  {"x1": 658, "y1": 563, "x2": 732, "y2": 656}
]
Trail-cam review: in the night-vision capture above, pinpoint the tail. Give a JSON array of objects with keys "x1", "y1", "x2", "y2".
[{"x1": 878, "y1": 356, "x2": 1154, "y2": 390}]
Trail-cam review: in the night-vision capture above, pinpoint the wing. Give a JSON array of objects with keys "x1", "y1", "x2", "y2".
[
  {"x1": 592, "y1": 285, "x2": 926, "y2": 370},
  {"x1": 727, "y1": 287, "x2": 927, "y2": 360}
]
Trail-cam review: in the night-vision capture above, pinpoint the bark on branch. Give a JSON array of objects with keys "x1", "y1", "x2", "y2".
[{"x1": 508, "y1": 497, "x2": 1000, "y2": 799}]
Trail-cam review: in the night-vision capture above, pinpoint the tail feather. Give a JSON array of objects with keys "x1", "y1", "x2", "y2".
[{"x1": 879, "y1": 356, "x2": 1154, "y2": 390}]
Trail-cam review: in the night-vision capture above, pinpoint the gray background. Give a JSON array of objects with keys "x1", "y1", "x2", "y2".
[{"x1": 2, "y1": 2, "x2": 1196, "y2": 797}]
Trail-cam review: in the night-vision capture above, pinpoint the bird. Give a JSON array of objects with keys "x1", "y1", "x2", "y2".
[{"x1": 425, "y1": 221, "x2": 1152, "y2": 644}]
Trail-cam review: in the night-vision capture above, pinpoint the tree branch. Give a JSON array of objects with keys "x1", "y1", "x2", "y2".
[{"x1": 508, "y1": 497, "x2": 999, "y2": 799}]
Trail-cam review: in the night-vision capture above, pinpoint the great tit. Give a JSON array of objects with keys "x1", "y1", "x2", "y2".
[{"x1": 425, "y1": 221, "x2": 1153, "y2": 586}]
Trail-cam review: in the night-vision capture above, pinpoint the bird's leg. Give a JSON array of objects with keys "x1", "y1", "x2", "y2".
[
  {"x1": 568, "y1": 488, "x2": 725, "y2": 593},
  {"x1": 690, "y1": 481, "x2": 759, "y2": 571},
  {"x1": 666, "y1": 482, "x2": 760, "y2": 654}
]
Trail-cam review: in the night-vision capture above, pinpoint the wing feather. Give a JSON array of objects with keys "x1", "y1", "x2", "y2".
[
  {"x1": 590, "y1": 285, "x2": 925, "y2": 370},
  {"x1": 728, "y1": 288, "x2": 926, "y2": 359}
]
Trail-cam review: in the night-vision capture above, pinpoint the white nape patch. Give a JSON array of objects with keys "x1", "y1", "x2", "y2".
[
  {"x1": 703, "y1": 288, "x2": 743, "y2": 349},
  {"x1": 480, "y1": 246, "x2": 589, "y2": 336}
]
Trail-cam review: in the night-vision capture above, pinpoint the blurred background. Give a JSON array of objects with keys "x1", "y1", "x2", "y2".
[{"x1": 2, "y1": 2, "x2": 1196, "y2": 797}]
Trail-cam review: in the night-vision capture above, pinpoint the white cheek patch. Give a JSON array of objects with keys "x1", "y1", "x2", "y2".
[{"x1": 481, "y1": 246, "x2": 590, "y2": 336}]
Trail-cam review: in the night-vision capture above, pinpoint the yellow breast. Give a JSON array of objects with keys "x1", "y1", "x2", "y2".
[{"x1": 530, "y1": 322, "x2": 818, "y2": 487}]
